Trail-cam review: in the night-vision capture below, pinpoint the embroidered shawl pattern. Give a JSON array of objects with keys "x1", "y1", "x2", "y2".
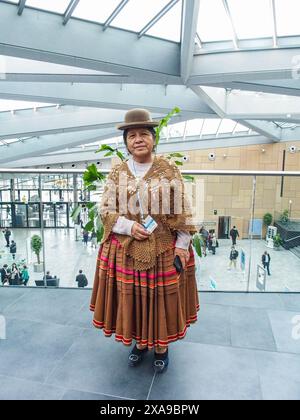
[{"x1": 99, "y1": 155, "x2": 197, "y2": 270}]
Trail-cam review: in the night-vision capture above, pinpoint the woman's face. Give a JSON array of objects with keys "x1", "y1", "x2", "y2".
[{"x1": 126, "y1": 128, "x2": 154, "y2": 158}]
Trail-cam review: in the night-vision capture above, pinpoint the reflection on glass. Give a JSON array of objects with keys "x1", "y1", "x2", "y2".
[
  {"x1": 0, "y1": 204, "x2": 12, "y2": 227},
  {"x1": 13, "y1": 204, "x2": 27, "y2": 228},
  {"x1": 55, "y1": 203, "x2": 68, "y2": 228},
  {"x1": 43, "y1": 203, "x2": 55, "y2": 228},
  {"x1": 28, "y1": 204, "x2": 40, "y2": 228}
]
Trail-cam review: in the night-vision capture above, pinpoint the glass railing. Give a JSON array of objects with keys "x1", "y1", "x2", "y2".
[{"x1": 0, "y1": 168, "x2": 299, "y2": 293}]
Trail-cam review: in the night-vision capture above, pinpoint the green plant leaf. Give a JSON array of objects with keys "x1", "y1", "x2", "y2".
[
  {"x1": 193, "y1": 234, "x2": 202, "y2": 258},
  {"x1": 183, "y1": 175, "x2": 195, "y2": 182},
  {"x1": 84, "y1": 220, "x2": 94, "y2": 232},
  {"x1": 116, "y1": 150, "x2": 126, "y2": 161},
  {"x1": 155, "y1": 107, "x2": 181, "y2": 146},
  {"x1": 71, "y1": 205, "x2": 82, "y2": 221},
  {"x1": 168, "y1": 152, "x2": 184, "y2": 158}
]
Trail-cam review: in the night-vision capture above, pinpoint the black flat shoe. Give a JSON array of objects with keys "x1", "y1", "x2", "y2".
[
  {"x1": 128, "y1": 345, "x2": 148, "y2": 367},
  {"x1": 153, "y1": 349, "x2": 169, "y2": 374}
]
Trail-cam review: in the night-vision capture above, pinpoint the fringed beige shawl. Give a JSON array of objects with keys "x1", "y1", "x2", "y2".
[{"x1": 99, "y1": 154, "x2": 197, "y2": 270}]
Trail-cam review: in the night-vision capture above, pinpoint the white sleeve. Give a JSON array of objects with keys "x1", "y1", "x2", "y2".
[
  {"x1": 112, "y1": 216, "x2": 135, "y2": 236},
  {"x1": 175, "y1": 231, "x2": 192, "y2": 250}
]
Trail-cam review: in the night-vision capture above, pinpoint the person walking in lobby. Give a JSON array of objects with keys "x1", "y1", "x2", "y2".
[
  {"x1": 9, "y1": 240, "x2": 17, "y2": 260},
  {"x1": 230, "y1": 226, "x2": 240, "y2": 246},
  {"x1": 228, "y1": 246, "x2": 239, "y2": 270},
  {"x1": 262, "y1": 251, "x2": 271, "y2": 276},
  {"x1": 76, "y1": 270, "x2": 88, "y2": 288},
  {"x1": 0, "y1": 264, "x2": 10, "y2": 285},
  {"x1": 2, "y1": 227, "x2": 11, "y2": 248},
  {"x1": 90, "y1": 109, "x2": 199, "y2": 373}
]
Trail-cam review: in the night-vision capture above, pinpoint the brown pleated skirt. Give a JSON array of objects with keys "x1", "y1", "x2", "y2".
[{"x1": 90, "y1": 234, "x2": 200, "y2": 349}]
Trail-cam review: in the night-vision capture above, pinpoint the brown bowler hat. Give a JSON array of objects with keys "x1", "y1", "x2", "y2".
[{"x1": 117, "y1": 108, "x2": 159, "y2": 131}]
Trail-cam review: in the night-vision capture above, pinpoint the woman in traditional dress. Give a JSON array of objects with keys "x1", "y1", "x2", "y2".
[{"x1": 90, "y1": 109, "x2": 199, "y2": 373}]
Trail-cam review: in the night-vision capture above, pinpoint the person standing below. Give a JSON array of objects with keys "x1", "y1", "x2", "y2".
[
  {"x1": 10, "y1": 263, "x2": 20, "y2": 285},
  {"x1": 0, "y1": 264, "x2": 10, "y2": 285},
  {"x1": 262, "y1": 251, "x2": 271, "y2": 276},
  {"x1": 83, "y1": 231, "x2": 89, "y2": 246},
  {"x1": 21, "y1": 265, "x2": 30, "y2": 286},
  {"x1": 76, "y1": 270, "x2": 88, "y2": 288},
  {"x1": 211, "y1": 233, "x2": 217, "y2": 255},
  {"x1": 229, "y1": 246, "x2": 239, "y2": 270},
  {"x1": 199, "y1": 226, "x2": 209, "y2": 257},
  {"x1": 91, "y1": 232, "x2": 98, "y2": 249},
  {"x1": 10, "y1": 240, "x2": 17, "y2": 260},
  {"x1": 230, "y1": 226, "x2": 240, "y2": 246},
  {"x1": 3, "y1": 228, "x2": 11, "y2": 248}
]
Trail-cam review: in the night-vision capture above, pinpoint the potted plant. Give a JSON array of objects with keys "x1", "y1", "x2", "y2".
[
  {"x1": 263, "y1": 213, "x2": 273, "y2": 227},
  {"x1": 273, "y1": 233, "x2": 283, "y2": 250},
  {"x1": 280, "y1": 210, "x2": 290, "y2": 224},
  {"x1": 31, "y1": 235, "x2": 44, "y2": 272},
  {"x1": 263, "y1": 213, "x2": 273, "y2": 239}
]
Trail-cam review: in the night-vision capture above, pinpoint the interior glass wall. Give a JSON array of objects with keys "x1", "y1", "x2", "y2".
[{"x1": 1, "y1": 171, "x2": 300, "y2": 292}]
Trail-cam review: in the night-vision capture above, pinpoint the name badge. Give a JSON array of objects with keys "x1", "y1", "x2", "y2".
[{"x1": 143, "y1": 215, "x2": 158, "y2": 234}]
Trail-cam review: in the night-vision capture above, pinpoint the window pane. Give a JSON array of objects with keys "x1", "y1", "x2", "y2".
[
  {"x1": 112, "y1": 0, "x2": 170, "y2": 32},
  {"x1": 26, "y1": 0, "x2": 70, "y2": 14},
  {"x1": 186, "y1": 119, "x2": 203, "y2": 136},
  {"x1": 168, "y1": 121, "x2": 185, "y2": 137},
  {"x1": 227, "y1": 0, "x2": 273, "y2": 39},
  {"x1": 73, "y1": 0, "x2": 121, "y2": 23},
  {"x1": 202, "y1": 119, "x2": 221, "y2": 135},
  {"x1": 0, "y1": 99, "x2": 53, "y2": 112},
  {"x1": 235, "y1": 123, "x2": 249, "y2": 133},
  {"x1": 147, "y1": 0, "x2": 182, "y2": 42},
  {"x1": 197, "y1": 0, "x2": 233, "y2": 42},
  {"x1": 275, "y1": 0, "x2": 300, "y2": 36},
  {"x1": 219, "y1": 119, "x2": 236, "y2": 134}
]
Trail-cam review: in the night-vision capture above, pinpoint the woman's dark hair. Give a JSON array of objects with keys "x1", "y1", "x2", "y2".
[{"x1": 123, "y1": 127, "x2": 156, "y2": 153}]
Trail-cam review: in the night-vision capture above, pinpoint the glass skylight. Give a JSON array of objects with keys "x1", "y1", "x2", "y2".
[
  {"x1": 227, "y1": 0, "x2": 273, "y2": 40},
  {"x1": 0, "y1": 55, "x2": 117, "y2": 75},
  {"x1": 112, "y1": 0, "x2": 170, "y2": 33},
  {"x1": 197, "y1": 0, "x2": 233, "y2": 42},
  {"x1": 147, "y1": 0, "x2": 182, "y2": 42},
  {"x1": 26, "y1": 0, "x2": 70, "y2": 14},
  {"x1": 0, "y1": 100, "x2": 54, "y2": 112},
  {"x1": 72, "y1": 0, "x2": 121, "y2": 24},
  {"x1": 275, "y1": 0, "x2": 300, "y2": 37}
]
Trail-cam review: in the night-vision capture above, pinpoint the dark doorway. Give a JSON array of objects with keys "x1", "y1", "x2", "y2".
[{"x1": 218, "y1": 216, "x2": 231, "y2": 239}]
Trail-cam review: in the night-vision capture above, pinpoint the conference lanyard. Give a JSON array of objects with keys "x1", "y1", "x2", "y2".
[{"x1": 131, "y1": 159, "x2": 151, "y2": 222}]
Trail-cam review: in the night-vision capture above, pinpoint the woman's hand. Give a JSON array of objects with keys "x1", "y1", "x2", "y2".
[
  {"x1": 131, "y1": 222, "x2": 151, "y2": 241},
  {"x1": 174, "y1": 248, "x2": 190, "y2": 270}
]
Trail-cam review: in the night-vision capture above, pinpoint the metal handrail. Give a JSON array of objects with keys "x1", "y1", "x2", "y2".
[
  {"x1": 0, "y1": 168, "x2": 300, "y2": 176},
  {"x1": 285, "y1": 235, "x2": 300, "y2": 243}
]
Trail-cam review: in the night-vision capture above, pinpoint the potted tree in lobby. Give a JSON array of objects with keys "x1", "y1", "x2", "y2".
[
  {"x1": 273, "y1": 233, "x2": 283, "y2": 250},
  {"x1": 263, "y1": 213, "x2": 273, "y2": 239},
  {"x1": 31, "y1": 235, "x2": 44, "y2": 272}
]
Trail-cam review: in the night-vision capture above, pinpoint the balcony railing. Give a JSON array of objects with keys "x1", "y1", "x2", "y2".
[{"x1": 0, "y1": 168, "x2": 300, "y2": 293}]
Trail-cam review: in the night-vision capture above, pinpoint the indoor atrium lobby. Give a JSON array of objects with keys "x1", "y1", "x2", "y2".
[{"x1": 0, "y1": 0, "x2": 300, "y2": 402}]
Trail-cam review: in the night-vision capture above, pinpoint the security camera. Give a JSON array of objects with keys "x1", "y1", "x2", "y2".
[
  {"x1": 182, "y1": 155, "x2": 190, "y2": 162},
  {"x1": 71, "y1": 164, "x2": 76, "y2": 168},
  {"x1": 289, "y1": 145, "x2": 298, "y2": 154},
  {"x1": 208, "y1": 152, "x2": 216, "y2": 161}
]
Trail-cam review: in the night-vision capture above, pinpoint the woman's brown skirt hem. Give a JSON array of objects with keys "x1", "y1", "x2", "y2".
[{"x1": 90, "y1": 234, "x2": 200, "y2": 349}]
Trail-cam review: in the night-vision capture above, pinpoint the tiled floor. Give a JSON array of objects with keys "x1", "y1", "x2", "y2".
[
  {"x1": 1, "y1": 229, "x2": 300, "y2": 292},
  {"x1": 0, "y1": 288, "x2": 299, "y2": 400}
]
